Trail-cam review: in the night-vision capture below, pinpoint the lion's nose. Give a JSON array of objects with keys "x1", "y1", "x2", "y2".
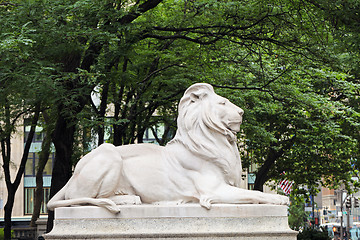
[{"x1": 238, "y1": 108, "x2": 244, "y2": 116}]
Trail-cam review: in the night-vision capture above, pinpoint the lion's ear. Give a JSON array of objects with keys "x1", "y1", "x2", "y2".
[{"x1": 190, "y1": 91, "x2": 207, "y2": 102}]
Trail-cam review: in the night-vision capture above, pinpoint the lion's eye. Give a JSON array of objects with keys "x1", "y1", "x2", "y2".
[{"x1": 219, "y1": 101, "x2": 226, "y2": 105}]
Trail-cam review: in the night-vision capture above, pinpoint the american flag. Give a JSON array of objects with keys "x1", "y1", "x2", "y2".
[{"x1": 279, "y1": 177, "x2": 293, "y2": 195}]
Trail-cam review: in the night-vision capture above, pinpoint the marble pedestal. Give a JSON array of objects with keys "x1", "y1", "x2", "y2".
[{"x1": 44, "y1": 204, "x2": 297, "y2": 239}]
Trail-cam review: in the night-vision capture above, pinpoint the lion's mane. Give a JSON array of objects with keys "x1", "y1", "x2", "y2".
[{"x1": 167, "y1": 83, "x2": 242, "y2": 187}]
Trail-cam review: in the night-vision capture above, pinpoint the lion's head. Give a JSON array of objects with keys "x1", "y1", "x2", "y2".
[{"x1": 168, "y1": 83, "x2": 244, "y2": 187}]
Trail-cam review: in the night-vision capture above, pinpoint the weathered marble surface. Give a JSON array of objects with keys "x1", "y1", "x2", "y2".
[
  {"x1": 45, "y1": 204, "x2": 297, "y2": 240},
  {"x1": 47, "y1": 83, "x2": 288, "y2": 214}
]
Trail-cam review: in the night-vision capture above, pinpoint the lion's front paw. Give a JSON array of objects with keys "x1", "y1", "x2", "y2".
[
  {"x1": 279, "y1": 195, "x2": 290, "y2": 205},
  {"x1": 200, "y1": 196, "x2": 212, "y2": 209},
  {"x1": 134, "y1": 196, "x2": 142, "y2": 205},
  {"x1": 272, "y1": 195, "x2": 289, "y2": 205}
]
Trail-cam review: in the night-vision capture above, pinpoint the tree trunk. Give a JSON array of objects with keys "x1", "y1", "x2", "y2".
[
  {"x1": 254, "y1": 146, "x2": 287, "y2": 192},
  {"x1": 30, "y1": 127, "x2": 51, "y2": 227},
  {"x1": 253, "y1": 155, "x2": 274, "y2": 192},
  {"x1": 46, "y1": 114, "x2": 76, "y2": 232},
  {"x1": 97, "y1": 81, "x2": 110, "y2": 146},
  {"x1": 3, "y1": 186, "x2": 14, "y2": 240},
  {"x1": 1, "y1": 104, "x2": 40, "y2": 239},
  {"x1": 253, "y1": 137, "x2": 296, "y2": 191},
  {"x1": 1, "y1": 129, "x2": 12, "y2": 240}
]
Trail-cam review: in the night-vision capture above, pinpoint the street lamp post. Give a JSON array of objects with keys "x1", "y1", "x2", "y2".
[
  {"x1": 340, "y1": 190, "x2": 347, "y2": 240},
  {"x1": 346, "y1": 197, "x2": 351, "y2": 240},
  {"x1": 340, "y1": 194, "x2": 343, "y2": 240}
]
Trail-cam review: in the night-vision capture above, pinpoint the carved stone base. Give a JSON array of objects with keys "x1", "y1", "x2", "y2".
[{"x1": 44, "y1": 204, "x2": 297, "y2": 239}]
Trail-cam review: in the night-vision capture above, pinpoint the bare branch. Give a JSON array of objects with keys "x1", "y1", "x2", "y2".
[
  {"x1": 119, "y1": 0, "x2": 164, "y2": 24},
  {"x1": 139, "y1": 63, "x2": 184, "y2": 85},
  {"x1": 143, "y1": 33, "x2": 222, "y2": 45},
  {"x1": 0, "y1": 2, "x2": 18, "y2": 6}
]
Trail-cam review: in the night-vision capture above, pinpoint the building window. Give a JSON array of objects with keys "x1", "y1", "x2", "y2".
[
  {"x1": 24, "y1": 187, "x2": 51, "y2": 215},
  {"x1": 143, "y1": 125, "x2": 165, "y2": 144},
  {"x1": 24, "y1": 125, "x2": 45, "y2": 143},
  {"x1": 24, "y1": 120, "x2": 53, "y2": 215},
  {"x1": 25, "y1": 153, "x2": 54, "y2": 177},
  {"x1": 143, "y1": 123, "x2": 174, "y2": 144}
]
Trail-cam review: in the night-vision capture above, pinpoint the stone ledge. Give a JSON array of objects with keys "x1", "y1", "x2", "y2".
[
  {"x1": 45, "y1": 204, "x2": 298, "y2": 240},
  {"x1": 45, "y1": 232, "x2": 297, "y2": 240},
  {"x1": 54, "y1": 204, "x2": 287, "y2": 219}
]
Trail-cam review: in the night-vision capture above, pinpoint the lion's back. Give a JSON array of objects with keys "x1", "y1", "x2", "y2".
[{"x1": 117, "y1": 143, "x2": 164, "y2": 159}]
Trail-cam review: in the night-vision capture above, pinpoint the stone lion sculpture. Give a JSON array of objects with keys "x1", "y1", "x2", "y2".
[{"x1": 47, "y1": 83, "x2": 288, "y2": 213}]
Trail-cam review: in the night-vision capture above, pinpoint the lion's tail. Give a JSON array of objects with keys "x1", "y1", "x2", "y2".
[
  {"x1": 47, "y1": 182, "x2": 121, "y2": 214},
  {"x1": 48, "y1": 197, "x2": 120, "y2": 214}
]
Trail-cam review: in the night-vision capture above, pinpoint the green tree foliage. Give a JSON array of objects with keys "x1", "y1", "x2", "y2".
[
  {"x1": 304, "y1": 0, "x2": 360, "y2": 182},
  {"x1": 288, "y1": 195, "x2": 309, "y2": 231},
  {"x1": 191, "y1": 1, "x2": 360, "y2": 192}
]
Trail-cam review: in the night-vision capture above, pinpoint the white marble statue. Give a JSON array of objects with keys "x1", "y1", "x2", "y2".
[{"x1": 47, "y1": 83, "x2": 288, "y2": 213}]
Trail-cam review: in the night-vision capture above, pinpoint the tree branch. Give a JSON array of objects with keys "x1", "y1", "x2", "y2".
[
  {"x1": 254, "y1": 135, "x2": 296, "y2": 191},
  {"x1": 143, "y1": 33, "x2": 222, "y2": 45},
  {"x1": 152, "y1": 11, "x2": 287, "y2": 33},
  {"x1": 0, "y1": 2, "x2": 18, "y2": 6},
  {"x1": 119, "y1": 0, "x2": 164, "y2": 25},
  {"x1": 139, "y1": 63, "x2": 183, "y2": 85}
]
